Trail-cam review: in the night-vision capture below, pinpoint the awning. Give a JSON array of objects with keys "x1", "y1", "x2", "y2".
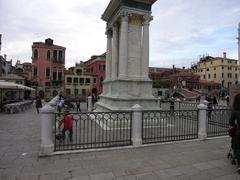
[{"x1": 0, "y1": 80, "x2": 35, "y2": 91}]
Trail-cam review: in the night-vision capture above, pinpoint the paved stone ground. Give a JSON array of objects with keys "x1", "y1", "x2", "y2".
[{"x1": 0, "y1": 106, "x2": 240, "y2": 180}]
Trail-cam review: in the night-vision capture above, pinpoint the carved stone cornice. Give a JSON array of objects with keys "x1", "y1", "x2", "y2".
[
  {"x1": 142, "y1": 15, "x2": 153, "y2": 25},
  {"x1": 105, "y1": 30, "x2": 112, "y2": 37},
  {"x1": 120, "y1": 11, "x2": 130, "y2": 22},
  {"x1": 129, "y1": 14, "x2": 142, "y2": 25}
]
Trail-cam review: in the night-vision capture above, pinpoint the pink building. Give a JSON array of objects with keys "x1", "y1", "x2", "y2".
[
  {"x1": 84, "y1": 53, "x2": 106, "y2": 95},
  {"x1": 31, "y1": 38, "x2": 66, "y2": 98}
]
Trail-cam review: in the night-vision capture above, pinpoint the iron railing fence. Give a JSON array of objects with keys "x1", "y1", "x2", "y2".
[
  {"x1": 179, "y1": 102, "x2": 198, "y2": 110},
  {"x1": 54, "y1": 111, "x2": 132, "y2": 151},
  {"x1": 207, "y1": 107, "x2": 231, "y2": 137},
  {"x1": 142, "y1": 110, "x2": 198, "y2": 144},
  {"x1": 160, "y1": 101, "x2": 198, "y2": 110}
]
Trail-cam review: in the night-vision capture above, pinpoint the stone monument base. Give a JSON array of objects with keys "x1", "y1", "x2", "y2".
[{"x1": 95, "y1": 79, "x2": 160, "y2": 111}]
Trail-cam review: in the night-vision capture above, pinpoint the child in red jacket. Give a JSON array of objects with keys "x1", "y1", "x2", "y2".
[{"x1": 58, "y1": 111, "x2": 75, "y2": 142}]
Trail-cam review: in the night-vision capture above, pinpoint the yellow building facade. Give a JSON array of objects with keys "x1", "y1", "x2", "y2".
[
  {"x1": 64, "y1": 63, "x2": 92, "y2": 100},
  {"x1": 192, "y1": 53, "x2": 238, "y2": 88}
]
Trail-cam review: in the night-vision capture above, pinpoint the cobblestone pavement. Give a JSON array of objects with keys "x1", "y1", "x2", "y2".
[{"x1": 0, "y1": 107, "x2": 239, "y2": 180}]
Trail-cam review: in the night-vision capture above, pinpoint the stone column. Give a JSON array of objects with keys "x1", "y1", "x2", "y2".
[
  {"x1": 39, "y1": 104, "x2": 55, "y2": 156},
  {"x1": 88, "y1": 95, "x2": 92, "y2": 112},
  {"x1": 105, "y1": 30, "x2": 112, "y2": 81},
  {"x1": 118, "y1": 12, "x2": 129, "y2": 79},
  {"x1": 131, "y1": 104, "x2": 142, "y2": 146},
  {"x1": 112, "y1": 24, "x2": 119, "y2": 80},
  {"x1": 141, "y1": 15, "x2": 152, "y2": 80},
  {"x1": 197, "y1": 103, "x2": 208, "y2": 140}
]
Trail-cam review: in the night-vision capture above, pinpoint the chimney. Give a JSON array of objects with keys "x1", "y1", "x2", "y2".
[
  {"x1": 45, "y1": 38, "x2": 53, "y2": 45},
  {"x1": 223, "y1": 52, "x2": 227, "y2": 59},
  {"x1": 4, "y1": 54, "x2": 7, "y2": 60}
]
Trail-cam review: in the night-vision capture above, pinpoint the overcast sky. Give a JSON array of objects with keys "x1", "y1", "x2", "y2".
[{"x1": 0, "y1": 0, "x2": 239, "y2": 68}]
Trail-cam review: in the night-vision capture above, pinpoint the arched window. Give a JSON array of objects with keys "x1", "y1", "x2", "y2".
[
  {"x1": 47, "y1": 50, "x2": 51, "y2": 60},
  {"x1": 33, "y1": 49, "x2": 38, "y2": 59}
]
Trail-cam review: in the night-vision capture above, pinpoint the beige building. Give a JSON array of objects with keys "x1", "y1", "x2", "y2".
[
  {"x1": 64, "y1": 63, "x2": 92, "y2": 100},
  {"x1": 192, "y1": 52, "x2": 239, "y2": 88}
]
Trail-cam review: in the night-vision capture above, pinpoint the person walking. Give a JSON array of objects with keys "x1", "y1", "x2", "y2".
[
  {"x1": 76, "y1": 96, "x2": 81, "y2": 112},
  {"x1": 229, "y1": 94, "x2": 240, "y2": 173},
  {"x1": 226, "y1": 94, "x2": 230, "y2": 106},
  {"x1": 212, "y1": 96, "x2": 218, "y2": 107},
  {"x1": 35, "y1": 96, "x2": 42, "y2": 113},
  {"x1": 57, "y1": 96, "x2": 64, "y2": 113}
]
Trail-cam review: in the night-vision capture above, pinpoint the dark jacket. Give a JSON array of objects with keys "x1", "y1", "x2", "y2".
[
  {"x1": 229, "y1": 110, "x2": 240, "y2": 163},
  {"x1": 229, "y1": 110, "x2": 240, "y2": 129},
  {"x1": 35, "y1": 98, "x2": 42, "y2": 108}
]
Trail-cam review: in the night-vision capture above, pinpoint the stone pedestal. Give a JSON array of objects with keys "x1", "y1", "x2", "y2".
[
  {"x1": 98, "y1": 0, "x2": 159, "y2": 111},
  {"x1": 96, "y1": 79, "x2": 159, "y2": 111},
  {"x1": 197, "y1": 104, "x2": 208, "y2": 140},
  {"x1": 39, "y1": 104, "x2": 55, "y2": 156}
]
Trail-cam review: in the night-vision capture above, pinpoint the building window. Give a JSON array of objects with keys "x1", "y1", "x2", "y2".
[
  {"x1": 47, "y1": 50, "x2": 51, "y2": 60},
  {"x1": 222, "y1": 73, "x2": 224, "y2": 78},
  {"x1": 85, "y1": 78, "x2": 90, "y2": 84},
  {"x1": 58, "y1": 71, "x2": 62, "y2": 81},
  {"x1": 67, "y1": 77, "x2": 72, "y2": 84},
  {"x1": 208, "y1": 74, "x2": 210, "y2": 79},
  {"x1": 206, "y1": 68, "x2": 209, "y2": 71},
  {"x1": 53, "y1": 71, "x2": 57, "y2": 81},
  {"x1": 203, "y1": 75, "x2": 206, "y2": 79},
  {"x1": 58, "y1": 51, "x2": 63, "y2": 61},
  {"x1": 73, "y1": 77, "x2": 78, "y2": 84},
  {"x1": 79, "y1": 78, "x2": 84, "y2": 84},
  {"x1": 66, "y1": 89, "x2": 71, "y2": 95},
  {"x1": 45, "y1": 82, "x2": 50, "y2": 86},
  {"x1": 228, "y1": 73, "x2": 232, "y2": 78},
  {"x1": 214, "y1": 67, "x2": 216, "y2": 70},
  {"x1": 53, "y1": 50, "x2": 58, "y2": 61},
  {"x1": 46, "y1": 68, "x2": 50, "y2": 77},
  {"x1": 100, "y1": 76, "x2": 104, "y2": 82},
  {"x1": 236, "y1": 68, "x2": 238, "y2": 71},
  {"x1": 222, "y1": 80, "x2": 224, "y2": 87},
  {"x1": 94, "y1": 78, "x2": 97, "y2": 84},
  {"x1": 82, "y1": 89, "x2": 86, "y2": 96},
  {"x1": 99, "y1": 64, "x2": 105, "y2": 71},
  {"x1": 214, "y1": 74, "x2": 216, "y2": 78},
  {"x1": 33, "y1": 67, "x2": 37, "y2": 76},
  {"x1": 236, "y1": 74, "x2": 238, "y2": 79},
  {"x1": 76, "y1": 69, "x2": 82, "y2": 75},
  {"x1": 228, "y1": 82, "x2": 232, "y2": 88},
  {"x1": 222, "y1": 66, "x2": 224, "y2": 70},
  {"x1": 74, "y1": 89, "x2": 78, "y2": 95},
  {"x1": 33, "y1": 49, "x2": 38, "y2": 59}
]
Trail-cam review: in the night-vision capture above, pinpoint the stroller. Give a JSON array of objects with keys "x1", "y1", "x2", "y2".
[{"x1": 227, "y1": 125, "x2": 237, "y2": 165}]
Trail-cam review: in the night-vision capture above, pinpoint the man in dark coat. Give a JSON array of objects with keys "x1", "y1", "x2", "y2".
[{"x1": 229, "y1": 94, "x2": 240, "y2": 173}]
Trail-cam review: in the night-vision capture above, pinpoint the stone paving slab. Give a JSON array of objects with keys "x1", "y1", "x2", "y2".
[{"x1": 0, "y1": 108, "x2": 239, "y2": 180}]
